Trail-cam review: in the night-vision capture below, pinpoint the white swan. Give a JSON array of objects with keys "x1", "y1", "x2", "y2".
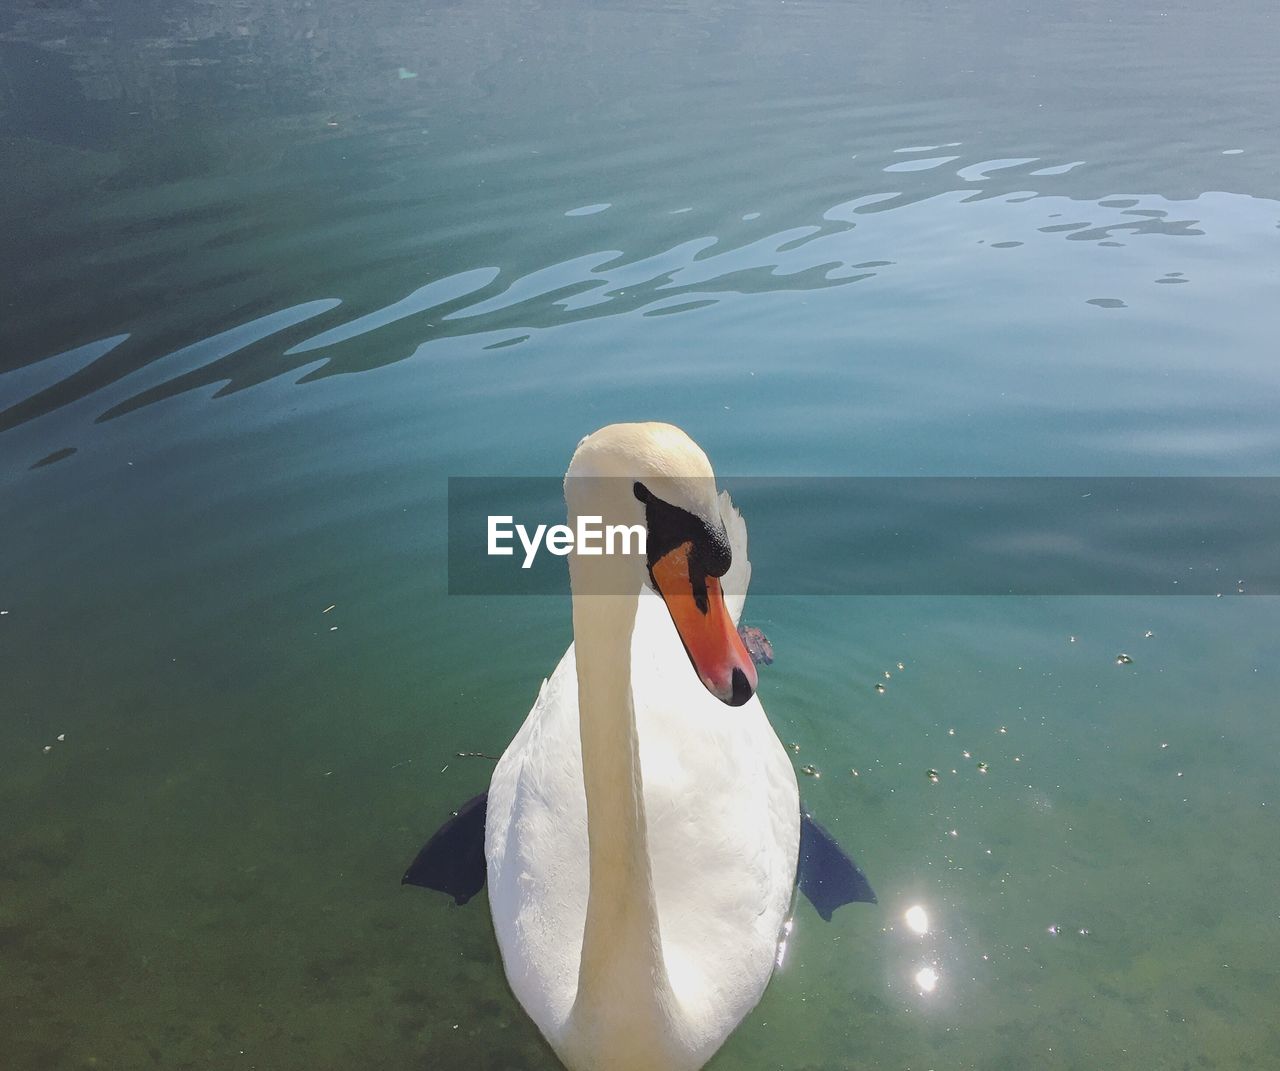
[{"x1": 484, "y1": 423, "x2": 799, "y2": 1071}]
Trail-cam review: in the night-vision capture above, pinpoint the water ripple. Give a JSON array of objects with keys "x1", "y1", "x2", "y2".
[
  {"x1": 6, "y1": 177, "x2": 1278, "y2": 448},
  {"x1": 0, "y1": 334, "x2": 129, "y2": 404},
  {"x1": 884, "y1": 156, "x2": 962, "y2": 173},
  {"x1": 956, "y1": 158, "x2": 1041, "y2": 182},
  {"x1": 97, "y1": 300, "x2": 343, "y2": 421},
  {"x1": 284, "y1": 270, "x2": 497, "y2": 355},
  {"x1": 443, "y1": 254, "x2": 620, "y2": 321}
]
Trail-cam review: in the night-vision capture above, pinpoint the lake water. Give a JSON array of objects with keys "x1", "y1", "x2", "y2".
[{"x1": 2, "y1": 1, "x2": 1278, "y2": 1068}]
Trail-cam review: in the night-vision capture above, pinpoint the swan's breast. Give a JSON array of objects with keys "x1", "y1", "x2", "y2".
[{"x1": 632, "y1": 592, "x2": 800, "y2": 1037}]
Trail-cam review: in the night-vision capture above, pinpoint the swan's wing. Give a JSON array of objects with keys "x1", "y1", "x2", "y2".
[
  {"x1": 402, "y1": 791, "x2": 489, "y2": 904},
  {"x1": 797, "y1": 809, "x2": 877, "y2": 921},
  {"x1": 718, "y1": 489, "x2": 751, "y2": 624}
]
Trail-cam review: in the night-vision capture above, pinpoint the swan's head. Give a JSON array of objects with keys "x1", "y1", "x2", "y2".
[{"x1": 565, "y1": 422, "x2": 757, "y2": 707}]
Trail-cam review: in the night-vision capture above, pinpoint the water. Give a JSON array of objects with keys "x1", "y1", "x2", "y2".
[{"x1": 2, "y1": 1, "x2": 1278, "y2": 1067}]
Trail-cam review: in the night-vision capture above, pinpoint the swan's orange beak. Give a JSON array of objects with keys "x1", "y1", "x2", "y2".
[{"x1": 651, "y1": 541, "x2": 757, "y2": 706}]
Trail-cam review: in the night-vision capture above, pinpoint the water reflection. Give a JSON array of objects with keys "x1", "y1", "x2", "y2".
[
  {"x1": 914, "y1": 965, "x2": 940, "y2": 993},
  {"x1": 6, "y1": 177, "x2": 1277, "y2": 445},
  {"x1": 904, "y1": 904, "x2": 930, "y2": 934},
  {"x1": 284, "y1": 270, "x2": 497, "y2": 356}
]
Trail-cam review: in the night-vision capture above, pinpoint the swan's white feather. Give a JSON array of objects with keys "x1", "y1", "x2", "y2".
[{"x1": 486, "y1": 600, "x2": 798, "y2": 1069}]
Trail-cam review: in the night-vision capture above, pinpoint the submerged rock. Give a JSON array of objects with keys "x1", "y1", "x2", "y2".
[{"x1": 737, "y1": 624, "x2": 774, "y2": 666}]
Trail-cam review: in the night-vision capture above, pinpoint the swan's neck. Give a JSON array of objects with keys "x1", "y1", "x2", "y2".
[{"x1": 567, "y1": 560, "x2": 681, "y2": 1055}]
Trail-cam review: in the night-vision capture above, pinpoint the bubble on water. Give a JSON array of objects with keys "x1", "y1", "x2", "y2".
[
  {"x1": 927, "y1": 769, "x2": 940, "y2": 784},
  {"x1": 1116, "y1": 653, "x2": 1133, "y2": 665},
  {"x1": 875, "y1": 683, "x2": 886, "y2": 694}
]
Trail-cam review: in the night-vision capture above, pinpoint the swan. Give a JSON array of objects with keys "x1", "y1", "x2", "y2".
[{"x1": 405, "y1": 422, "x2": 873, "y2": 1071}]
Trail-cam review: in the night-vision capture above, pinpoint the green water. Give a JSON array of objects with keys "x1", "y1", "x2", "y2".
[{"x1": 2, "y1": 1, "x2": 1278, "y2": 1068}]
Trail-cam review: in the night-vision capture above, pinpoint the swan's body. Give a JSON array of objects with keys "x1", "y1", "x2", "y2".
[
  {"x1": 484, "y1": 424, "x2": 800, "y2": 1071},
  {"x1": 486, "y1": 590, "x2": 798, "y2": 1070}
]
